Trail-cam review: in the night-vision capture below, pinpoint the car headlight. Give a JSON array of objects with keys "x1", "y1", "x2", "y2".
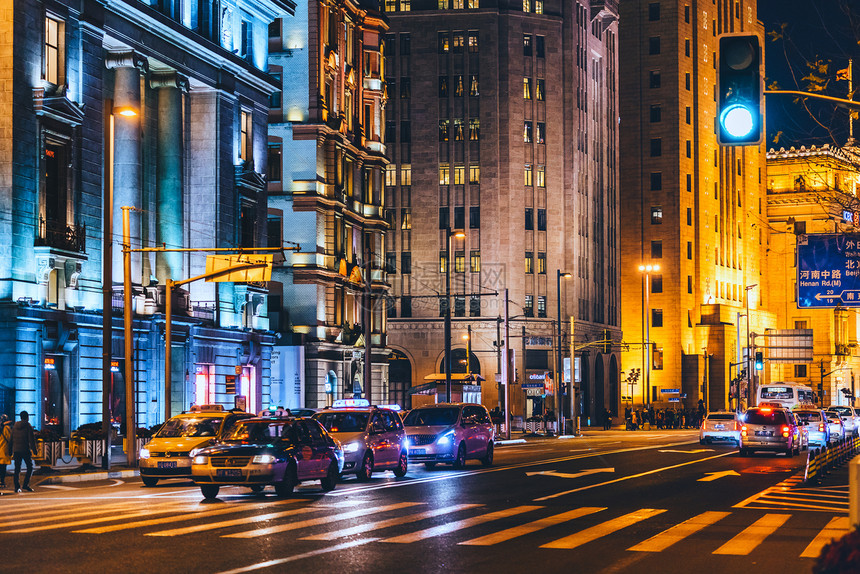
[
  {"x1": 404, "y1": 438, "x2": 410, "y2": 449},
  {"x1": 343, "y1": 442, "x2": 361, "y2": 453},
  {"x1": 189, "y1": 448, "x2": 204, "y2": 458},
  {"x1": 436, "y1": 431, "x2": 455, "y2": 446},
  {"x1": 252, "y1": 454, "x2": 276, "y2": 464},
  {"x1": 192, "y1": 455, "x2": 208, "y2": 465},
  {"x1": 139, "y1": 447, "x2": 150, "y2": 459}
]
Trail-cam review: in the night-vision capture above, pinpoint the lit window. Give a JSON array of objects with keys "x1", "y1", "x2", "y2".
[
  {"x1": 455, "y1": 251, "x2": 466, "y2": 273},
  {"x1": 401, "y1": 164, "x2": 412, "y2": 185},
  {"x1": 524, "y1": 121, "x2": 533, "y2": 143},
  {"x1": 439, "y1": 164, "x2": 450, "y2": 185},
  {"x1": 535, "y1": 0, "x2": 543, "y2": 14},
  {"x1": 439, "y1": 119, "x2": 450, "y2": 141},
  {"x1": 470, "y1": 250, "x2": 481, "y2": 272},
  {"x1": 440, "y1": 251, "x2": 448, "y2": 273},
  {"x1": 535, "y1": 79, "x2": 545, "y2": 101},
  {"x1": 536, "y1": 122, "x2": 545, "y2": 144},
  {"x1": 536, "y1": 165, "x2": 545, "y2": 188},
  {"x1": 524, "y1": 164, "x2": 533, "y2": 186},
  {"x1": 468, "y1": 0, "x2": 479, "y2": 7},
  {"x1": 401, "y1": 208, "x2": 412, "y2": 229},
  {"x1": 537, "y1": 296, "x2": 546, "y2": 317},
  {"x1": 454, "y1": 119, "x2": 464, "y2": 140},
  {"x1": 240, "y1": 110, "x2": 252, "y2": 163},
  {"x1": 469, "y1": 165, "x2": 480, "y2": 184},
  {"x1": 537, "y1": 252, "x2": 546, "y2": 274},
  {"x1": 523, "y1": 0, "x2": 530, "y2": 12},
  {"x1": 400, "y1": 0, "x2": 411, "y2": 10},
  {"x1": 524, "y1": 295, "x2": 534, "y2": 317},
  {"x1": 469, "y1": 119, "x2": 480, "y2": 140},
  {"x1": 469, "y1": 75, "x2": 479, "y2": 96},
  {"x1": 386, "y1": 165, "x2": 396, "y2": 186},
  {"x1": 453, "y1": 34, "x2": 464, "y2": 52},
  {"x1": 453, "y1": 0, "x2": 463, "y2": 8},
  {"x1": 524, "y1": 78, "x2": 532, "y2": 99},
  {"x1": 651, "y1": 206, "x2": 663, "y2": 224},
  {"x1": 454, "y1": 165, "x2": 465, "y2": 185},
  {"x1": 439, "y1": 33, "x2": 449, "y2": 52},
  {"x1": 468, "y1": 32, "x2": 479, "y2": 52},
  {"x1": 44, "y1": 16, "x2": 61, "y2": 85},
  {"x1": 454, "y1": 75, "x2": 464, "y2": 96},
  {"x1": 525, "y1": 252, "x2": 534, "y2": 274}
]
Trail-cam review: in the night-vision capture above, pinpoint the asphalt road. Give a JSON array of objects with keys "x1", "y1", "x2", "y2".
[{"x1": 2, "y1": 430, "x2": 849, "y2": 574}]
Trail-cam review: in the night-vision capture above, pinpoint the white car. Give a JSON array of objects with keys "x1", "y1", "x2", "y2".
[
  {"x1": 699, "y1": 412, "x2": 741, "y2": 446},
  {"x1": 826, "y1": 415, "x2": 846, "y2": 443},
  {"x1": 794, "y1": 408, "x2": 830, "y2": 447},
  {"x1": 403, "y1": 403, "x2": 495, "y2": 469},
  {"x1": 826, "y1": 407, "x2": 858, "y2": 437}
]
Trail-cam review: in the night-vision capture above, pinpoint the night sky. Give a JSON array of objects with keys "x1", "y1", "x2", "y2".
[{"x1": 757, "y1": 0, "x2": 858, "y2": 149}]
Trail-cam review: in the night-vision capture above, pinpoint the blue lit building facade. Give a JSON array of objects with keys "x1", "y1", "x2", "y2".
[{"x1": 0, "y1": 0, "x2": 293, "y2": 437}]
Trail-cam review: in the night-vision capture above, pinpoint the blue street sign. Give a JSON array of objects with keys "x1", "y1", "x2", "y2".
[
  {"x1": 668, "y1": 398, "x2": 681, "y2": 403},
  {"x1": 660, "y1": 388, "x2": 680, "y2": 394},
  {"x1": 797, "y1": 234, "x2": 860, "y2": 308},
  {"x1": 521, "y1": 382, "x2": 544, "y2": 389}
]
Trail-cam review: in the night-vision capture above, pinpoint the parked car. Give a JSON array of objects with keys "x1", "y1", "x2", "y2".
[
  {"x1": 191, "y1": 416, "x2": 343, "y2": 500},
  {"x1": 403, "y1": 403, "x2": 495, "y2": 469},
  {"x1": 739, "y1": 406, "x2": 800, "y2": 456},
  {"x1": 793, "y1": 408, "x2": 831, "y2": 447},
  {"x1": 826, "y1": 406, "x2": 859, "y2": 437},
  {"x1": 826, "y1": 414, "x2": 846, "y2": 443},
  {"x1": 314, "y1": 400, "x2": 407, "y2": 480},
  {"x1": 139, "y1": 405, "x2": 254, "y2": 487},
  {"x1": 699, "y1": 411, "x2": 741, "y2": 446}
]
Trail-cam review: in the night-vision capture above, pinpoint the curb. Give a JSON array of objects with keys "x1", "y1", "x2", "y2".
[
  {"x1": 35, "y1": 469, "x2": 139, "y2": 485},
  {"x1": 495, "y1": 439, "x2": 528, "y2": 445}
]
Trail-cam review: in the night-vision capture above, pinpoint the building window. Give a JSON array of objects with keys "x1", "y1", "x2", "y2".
[
  {"x1": 470, "y1": 75, "x2": 479, "y2": 96},
  {"x1": 400, "y1": 78, "x2": 411, "y2": 98},
  {"x1": 385, "y1": 165, "x2": 396, "y2": 187},
  {"x1": 439, "y1": 251, "x2": 448, "y2": 273},
  {"x1": 401, "y1": 296, "x2": 412, "y2": 317},
  {"x1": 536, "y1": 165, "x2": 545, "y2": 188},
  {"x1": 536, "y1": 36, "x2": 544, "y2": 58},
  {"x1": 401, "y1": 121, "x2": 411, "y2": 142},
  {"x1": 468, "y1": 32, "x2": 479, "y2": 52},
  {"x1": 401, "y1": 0, "x2": 411, "y2": 11},
  {"x1": 535, "y1": 0, "x2": 543, "y2": 13},
  {"x1": 525, "y1": 252, "x2": 534, "y2": 274},
  {"x1": 469, "y1": 165, "x2": 480, "y2": 184},
  {"x1": 240, "y1": 110, "x2": 252, "y2": 163},
  {"x1": 524, "y1": 295, "x2": 534, "y2": 317},
  {"x1": 439, "y1": 76, "x2": 449, "y2": 97},
  {"x1": 651, "y1": 309, "x2": 663, "y2": 328},
  {"x1": 439, "y1": 206, "x2": 449, "y2": 228},
  {"x1": 537, "y1": 209, "x2": 547, "y2": 231},
  {"x1": 240, "y1": 20, "x2": 252, "y2": 61},
  {"x1": 240, "y1": 203, "x2": 255, "y2": 248},
  {"x1": 401, "y1": 164, "x2": 412, "y2": 186},
  {"x1": 267, "y1": 144, "x2": 282, "y2": 182},
  {"x1": 686, "y1": 140, "x2": 691, "y2": 158},
  {"x1": 386, "y1": 252, "x2": 396, "y2": 274},
  {"x1": 687, "y1": 241, "x2": 692, "y2": 259},
  {"x1": 650, "y1": 104, "x2": 662, "y2": 122},
  {"x1": 651, "y1": 206, "x2": 663, "y2": 224},
  {"x1": 686, "y1": 207, "x2": 691, "y2": 225},
  {"x1": 686, "y1": 173, "x2": 692, "y2": 191},
  {"x1": 650, "y1": 172, "x2": 662, "y2": 191},
  {"x1": 685, "y1": 38, "x2": 690, "y2": 57},
  {"x1": 685, "y1": 72, "x2": 691, "y2": 90},
  {"x1": 439, "y1": 119, "x2": 450, "y2": 141},
  {"x1": 401, "y1": 252, "x2": 412, "y2": 274},
  {"x1": 651, "y1": 275, "x2": 663, "y2": 293},
  {"x1": 648, "y1": 2, "x2": 660, "y2": 20},
  {"x1": 524, "y1": 164, "x2": 533, "y2": 186},
  {"x1": 453, "y1": 33, "x2": 464, "y2": 52},
  {"x1": 439, "y1": 32, "x2": 449, "y2": 53},
  {"x1": 454, "y1": 165, "x2": 465, "y2": 185},
  {"x1": 401, "y1": 208, "x2": 412, "y2": 230},
  {"x1": 469, "y1": 119, "x2": 480, "y2": 140},
  {"x1": 649, "y1": 37, "x2": 660, "y2": 55},
  {"x1": 536, "y1": 79, "x2": 545, "y2": 101},
  {"x1": 439, "y1": 164, "x2": 450, "y2": 185},
  {"x1": 268, "y1": 74, "x2": 282, "y2": 108},
  {"x1": 523, "y1": 34, "x2": 532, "y2": 56},
  {"x1": 524, "y1": 77, "x2": 532, "y2": 99},
  {"x1": 684, "y1": 4, "x2": 690, "y2": 23},
  {"x1": 385, "y1": 120, "x2": 396, "y2": 143},
  {"x1": 537, "y1": 296, "x2": 547, "y2": 318},
  {"x1": 687, "y1": 275, "x2": 693, "y2": 293},
  {"x1": 469, "y1": 206, "x2": 480, "y2": 228},
  {"x1": 525, "y1": 208, "x2": 534, "y2": 230},
  {"x1": 469, "y1": 0, "x2": 479, "y2": 7},
  {"x1": 537, "y1": 252, "x2": 547, "y2": 274},
  {"x1": 649, "y1": 71, "x2": 661, "y2": 88},
  {"x1": 652, "y1": 347, "x2": 664, "y2": 370},
  {"x1": 524, "y1": 121, "x2": 533, "y2": 143},
  {"x1": 455, "y1": 251, "x2": 466, "y2": 273},
  {"x1": 794, "y1": 364, "x2": 807, "y2": 378},
  {"x1": 536, "y1": 122, "x2": 546, "y2": 144},
  {"x1": 650, "y1": 138, "x2": 662, "y2": 157},
  {"x1": 470, "y1": 295, "x2": 480, "y2": 316},
  {"x1": 651, "y1": 240, "x2": 662, "y2": 259},
  {"x1": 686, "y1": 106, "x2": 691, "y2": 124},
  {"x1": 453, "y1": 118, "x2": 464, "y2": 140},
  {"x1": 470, "y1": 250, "x2": 481, "y2": 272},
  {"x1": 454, "y1": 205, "x2": 465, "y2": 228}
]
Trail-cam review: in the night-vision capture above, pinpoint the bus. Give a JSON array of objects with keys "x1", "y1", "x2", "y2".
[{"x1": 756, "y1": 383, "x2": 815, "y2": 409}]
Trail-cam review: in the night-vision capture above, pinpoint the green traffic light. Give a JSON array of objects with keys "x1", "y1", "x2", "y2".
[{"x1": 720, "y1": 104, "x2": 754, "y2": 138}]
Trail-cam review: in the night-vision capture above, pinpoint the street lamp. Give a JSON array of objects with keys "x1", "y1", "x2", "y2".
[
  {"x1": 745, "y1": 284, "x2": 757, "y2": 408},
  {"x1": 556, "y1": 270, "x2": 571, "y2": 433},
  {"x1": 462, "y1": 325, "x2": 472, "y2": 375},
  {"x1": 444, "y1": 227, "x2": 466, "y2": 403},
  {"x1": 638, "y1": 263, "x2": 660, "y2": 408}
]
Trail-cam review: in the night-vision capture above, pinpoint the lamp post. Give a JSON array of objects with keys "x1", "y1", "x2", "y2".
[
  {"x1": 745, "y1": 284, "x2": 757, "y2": 408},
  {"x1": 462, "y1": 325, "x2": 472, "y2": 376},
  {"x1": 556, "y1": 270, "x2": 571, "y2": 432},
  {"x1": 638, "y1": 263, "x2": 660, "y2": 408},
  {"x1": 444, "y1": 227, "x2": 466, "y2": 402}
]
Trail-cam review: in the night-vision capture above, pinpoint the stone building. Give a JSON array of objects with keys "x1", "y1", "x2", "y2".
[
  {"x1": 0, "y1": 0, "x2": 291, "y2": 436},
  {"x1": 618, "y1": 0, "x2": 770, "y2": 411},
  {"x1": 267, "y1": 0, "x2": 391, "y2": 409},
  {"x1": 766, "y1": 144, "x2": 860, "y2": 406},
  {"x1": 382, "y1": 0, "x2": 621, "y2": 423}
]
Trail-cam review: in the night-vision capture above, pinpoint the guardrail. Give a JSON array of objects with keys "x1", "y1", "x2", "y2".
[{"x1": 803, "y1": 436, "x2": 860, "y2": 485}]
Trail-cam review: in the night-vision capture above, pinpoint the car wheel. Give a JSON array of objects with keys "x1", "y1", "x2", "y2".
[
  {"x1": 393, "y1": 451, "x2": 408, "y2": 478},
  {"x1": 356, "y1": 452, "x2": 374, "y2": 482},
  {"x1": 275, "y1": 463, "x2": 297, "y2": 497},
  {"x1": 141, "y1": 476, "x2": 158, "y2": 488},
  {"x1": 453, "y1": 442, "x2": 467, "y2": 469},
  {"x1": 200, "y1": 485, "x2": 220, "y2": 500},
  {"x1": 249, "y1": 485, "x2": 265, "y2": 494},
  {"x1": 424, "y1": 462, "x2": 437, "y2": 469},
  {"x1": 480, "y1": 441, "x2": 494, "y2": 467},
  {"x1": 320, "y1": 460, "x2": 339, "y2": 492}
]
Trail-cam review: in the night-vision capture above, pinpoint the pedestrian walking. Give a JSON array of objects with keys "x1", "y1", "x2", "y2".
[
  {"x1": 602, "y1": 408, "x2": 612, "y2": 430},
  {"x1": 0, "y1": 414, "x2": 11, "y2": 489},
  {"x1": 11, "y1": 410, "x2": 37, "y2": 493}
]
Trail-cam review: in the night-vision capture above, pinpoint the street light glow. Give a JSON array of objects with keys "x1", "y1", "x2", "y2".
[
  {"x1": 453, "y1": 230, "x2": 466, "y2": 239},
  {"x1": 561, "y1": 272, "x2": 572, "y2": 279}
]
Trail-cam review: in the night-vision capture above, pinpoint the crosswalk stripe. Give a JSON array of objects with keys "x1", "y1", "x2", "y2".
[
  {"x1": 382, "y1": 505, "x2": 543, "y2": 544},
  {"x1": 3, "y1": 506, "x2": 201, "y2": 534},
  {"x1": 76, "y1": 499, "x2": 304, "y2": 534},
  {"x1": 301, "y1": 504, "x2": 482, "y2": 541},
  {"x1": 222, "y1": 502, "x2": 424, "y2": 539},
  {"x1": 0, "y1": 502, "x2": 179, "y2": 528},
  {"x1": 213, "y1": 538, "x2": 380, "y2": 574},
  {"x1": 712, "y1": 513, "x2": 791, "y2": 555},
  {"x1": 800, "y1": 516, "x2": 850, "y2": 558},
  {"x1": 459, "y1": 507, "x2": 606, "y2": 546},
  {"x1": 147, "y1": 505, "x2": 325, "y2": 537},
  {"x1": 540, "y1": 508, "x2": 667, "y2": 550},
  {"x1": 628, "y1": 511, "x2": 731, "y2": 552}
]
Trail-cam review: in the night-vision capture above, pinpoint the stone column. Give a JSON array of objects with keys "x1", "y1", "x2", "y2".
[
  {"x1": 151, "y1": 71, "x2": 187, "y2": 283},
  {"x1": 106, "y1": 51, "x2": 147, "y2": 285}
]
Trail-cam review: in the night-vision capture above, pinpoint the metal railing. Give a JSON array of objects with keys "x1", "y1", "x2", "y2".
[{"x1": 35, "y1": 217, "x2": 86, "y2": 253}]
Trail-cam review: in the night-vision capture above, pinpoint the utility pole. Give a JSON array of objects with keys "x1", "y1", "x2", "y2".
[
  {"x1": 363, "y1": 242, "x2": 372, "y2": 403},
  {"x1": 122, "y1": 206, "x2": 136, "y2": 467},
  {"x1": 502, "y1": 289, "x2": 510, "y2": 440},
  {"x1": 570, "y1": 317, "x2": 578, "y2": 435},
  {"x1": 495, "y1": 317, "x2": 502, "y2": 410}
]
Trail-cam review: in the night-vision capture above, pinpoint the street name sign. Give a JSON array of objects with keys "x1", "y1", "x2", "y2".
[{"x1": 797, "y1": 233, "x2": 860, "y2": 308}]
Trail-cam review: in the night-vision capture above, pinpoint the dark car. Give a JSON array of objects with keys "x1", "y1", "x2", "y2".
[
  {"x1": 739, "y1": 406, "x2": 799, "y2": 456},
  {"x1": 191, "y1": 416, "x2": 344, "y2": 500}
]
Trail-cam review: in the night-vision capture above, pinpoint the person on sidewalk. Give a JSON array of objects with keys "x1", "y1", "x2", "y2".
[
  {"x1": 0, "y1": 414, "x2": 11, "y2": 489},
  {"x1": 602, "y1": 408, "x2": 612, "y2": 430},
  {"x1": 11, "y1": 410, "x2": 37, "y2": 493}
]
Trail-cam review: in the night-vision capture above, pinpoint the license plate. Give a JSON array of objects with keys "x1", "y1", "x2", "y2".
[
  {"x1": 216, "y1": 469, "x2": 243, "y2": 478},
  {"x1": 409, "y1": 448, "x2": 425, "y2": 455},
  {"x1": 714, "y1": 424, "x2": 725, "y2": 430},
  {"x1": 754, "y1": 430, "x2": 772, "y2": 436},
  {"x1": 157, "y1": 461, "x2": 177, "y2": 469}
]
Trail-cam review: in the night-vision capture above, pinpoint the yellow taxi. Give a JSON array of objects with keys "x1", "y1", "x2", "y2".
[{"x1": 139, "y1": 405, "x2": 253, "y2": 487}]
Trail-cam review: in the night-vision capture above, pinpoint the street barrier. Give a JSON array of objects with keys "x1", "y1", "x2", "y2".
[{"x1": 804, "y1": 436, "x2": 860, "y2": 485}]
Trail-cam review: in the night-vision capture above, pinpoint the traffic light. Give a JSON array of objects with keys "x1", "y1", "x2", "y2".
[
  {"x1": 754, "y1": 351, "x2": 764, "y2": 370},
  {"x1": 718, "y1": 34, "x2": 762, "y2": 146}
]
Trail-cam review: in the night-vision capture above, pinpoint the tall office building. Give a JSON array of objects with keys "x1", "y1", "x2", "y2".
[
  {"x1": 383, "y1": 0, "x2": 621, "y2": 423},
  {"x1": 619, "y1": 0, "x2": 769, "y2": 411}
]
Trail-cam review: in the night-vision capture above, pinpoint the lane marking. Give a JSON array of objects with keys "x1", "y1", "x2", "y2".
[
  {"x1": 540, "y1": 508, "x2": 667, "y2": 549},
  {"x1": 213, "y1": 538, "x2": 379, "y2": 574},
  {"x1": 525, "y1": 468, "x2": 614, "y2": 479},
  {"x1": 698, "y1": 471, "x2": 740, "y2": 482},
  {"x1": 459, "y1": 507, "x2": 605, "y2": 546},
  {"x1": 534, "y1": 451, "x2": 735, "y2": 501},
  {"x1": 223, "y1": 502, "x2": 423, "y2": 539},
  {"x1": 383, "y1": 505, "x2": 542, "y2": 544},
  {"x1": 628, "y1": 511, "x2": 731, "y2": 552},
  {"x1": 4, "y1": 505, "x2": 201, "y2": 533},
  {"x1": 0, "y1": 501, "x2": 184, "y2": 528},
  {"x1": 39, "y1": 485, "x2": 76, "y2": 490},
  {"x1": 147, "y1": 504, "x2": 324, "y2": 537},
  {"x1": 800, "y1": 516, "x2": 850, "y2": 558},
  {"x1": 301, "y1": 504, "x2": 481, "y2": 541},
  {"x1": 712, "y1": 513, "x2": 791, "y2": 555}
]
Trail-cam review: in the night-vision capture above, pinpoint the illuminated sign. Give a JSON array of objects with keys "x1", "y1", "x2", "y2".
[
  {"x1": 110, "y1": 361, "x2": 120, "y2": 373},
  {"x1": 332, "y1": 398, "x2": 370, "y2": 408},
  {"x1": 44, "y1": 357, "x2": 55, "y2": 370}
]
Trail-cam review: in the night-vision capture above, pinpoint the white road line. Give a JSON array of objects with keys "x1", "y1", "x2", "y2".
[
  {"x1": 713, "y1": 513, "x2": 791, "y2": 555},
  {"x1": 382, "y1": 505, "x2": 542, "y2": 544},
  {"x1": 459, "y1": 507, "x2": 605, "y2": 546},
  {"x1": 301, "y1": 504, "x2": 481, "y2": 541},
  {"x1": 628, "y1": 511, "x2": 731, "y2": 552},
  {"x1": 39, "y1": 485, "x2": 76, "y2": 490},
  {"x1": 540, "y1": 508, "x2": 667, "y2": 549},
  {"x1": 533, "y1": 451, "x2": 735, "y2": 501},
  {"x1": 800, "y1": 516, "x2": 850, "y2": 558},
  {"x1": 147, "y1": 504, "x2": 324, "y2": 537},
  {"x1": 213, "y1": 538, "x2": 379, "y2": 574}
]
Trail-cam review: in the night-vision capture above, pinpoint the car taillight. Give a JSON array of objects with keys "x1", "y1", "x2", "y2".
[
  {"x1": 741, "y1": 425, "x2": 748, "y2": 437},
  {"x1": 781, "y1": 425, "x2": 790, "y2": 438},
  {"x1": 736, "y1": 422, "x2": 742, "y2": 431},
  {"x1": 819, "y1": 423, "x2": 825, "y2": 433}
]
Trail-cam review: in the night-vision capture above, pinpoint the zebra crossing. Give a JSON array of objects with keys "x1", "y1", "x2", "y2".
[
  {"x1": 0, "y1": 492, "x2": 849, "y2": 558},
  {"x1": 734, "y1": 474, "x2": 851, "y2": 512}
]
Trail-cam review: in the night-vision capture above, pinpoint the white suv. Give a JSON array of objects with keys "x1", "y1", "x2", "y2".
[
  {"x1": 826, "y1": 406, "x2": 859, "y2": 437},
  {"x1": 403, "y1": 403, "x2": 495, "y2": 469}
]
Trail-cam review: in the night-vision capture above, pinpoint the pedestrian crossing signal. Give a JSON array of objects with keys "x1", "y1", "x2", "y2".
[{"x1": 718, "y1": 35, "x2": 762, "y2": 146}]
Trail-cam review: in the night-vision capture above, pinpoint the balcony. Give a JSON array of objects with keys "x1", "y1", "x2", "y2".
[{"x1": 35, "y1": 218, "x2": 86, "y2": 254}]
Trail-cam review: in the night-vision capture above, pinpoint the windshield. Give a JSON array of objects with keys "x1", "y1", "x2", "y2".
[
  {"x1": 795, "y1": 412, "x2": 822, "y2": 423},
  {"x1": 744, "y1": 410, "x2": 788, "y2": 425},
  {"x1": 315, "y1": 412, "x2": 369, "y2": 433},
  {"x1": 760, "y1": 387, "x2": 794, "y2": 400},
  {"x1": 829, "y1": 407, "x2": 851, "y2": 415},
  {"x1": 404, "y1": 407, "x2": 460, "y2": 427},
  {"x1": 706, "y1": 414, "x2": 736, "y2": 421},
  {"x1": 223, "y1": 421, "x2": 293, "y2": 443},
  {"x1": 155, "y1": 417, "x2": 223, "y2": 438}
]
